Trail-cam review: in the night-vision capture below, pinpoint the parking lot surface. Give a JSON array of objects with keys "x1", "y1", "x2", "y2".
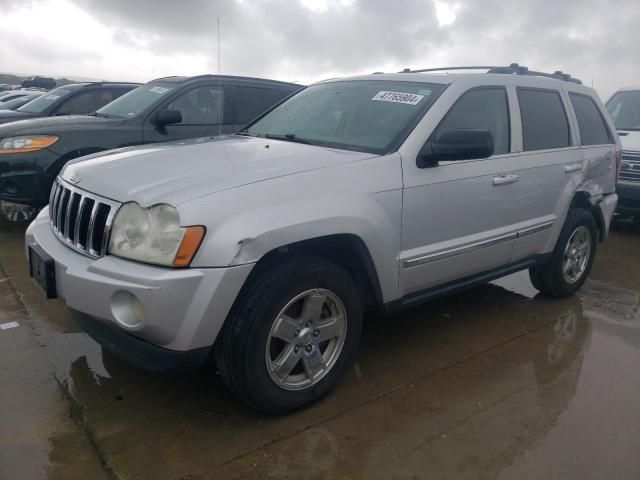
[{"x1": 1, "y1": 218, "x2": 639, "y2": 480}]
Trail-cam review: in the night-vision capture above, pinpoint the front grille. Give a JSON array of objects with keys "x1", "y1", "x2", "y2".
[
  {"x1": 620, "y1": 151, "x2": 640, "y2": 183},
  {"x1": 49, "y1": 178, "x2": 120, "y2": 258}
]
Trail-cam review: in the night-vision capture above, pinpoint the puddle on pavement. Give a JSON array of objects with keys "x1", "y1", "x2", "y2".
[{"x1": 0, "y1": 219, "x2": 639, "y2": 479}]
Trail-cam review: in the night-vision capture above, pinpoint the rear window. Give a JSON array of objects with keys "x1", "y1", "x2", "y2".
[
  {"x1": 569, "y1": 93, "x2": 613, "y2": 145},
  {"x1": 518, "y1": 88, "x2": 571, "y2": 151}
]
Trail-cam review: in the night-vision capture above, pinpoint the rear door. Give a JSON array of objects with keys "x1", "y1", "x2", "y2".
[
  {"x1": 400, "y1": 85, "x2": 520, "y2": 296},
  {"x1": 567, "y1": 92, "x2": 617, "y2": 194},
  {"x1": 509, "y1": 87, "x2": 582, "y2": 261}
]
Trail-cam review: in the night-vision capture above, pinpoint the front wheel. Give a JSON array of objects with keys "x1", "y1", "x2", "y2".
[
  {"x1": 529, "y1": 208, "x2": 597, "y2": 298},
  {"x1": 214, "y1": 257, "x2": 363, "y2": 414}
]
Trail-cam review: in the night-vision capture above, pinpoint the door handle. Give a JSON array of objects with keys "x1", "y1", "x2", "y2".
[
  {"x1": 492, "y1": 174, "x2": 519, "y2": 186},
  {"x1": 564, "y1": 163, "x2": 583, "y2": 173}
]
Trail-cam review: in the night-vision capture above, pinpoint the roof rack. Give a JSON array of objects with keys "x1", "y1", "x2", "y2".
[
  {"x1": 80, "y1": 81, "x2": 143, "y2": 87},
  {"x1": 398, "y1": 63, "x2": 582, "y2": 84}
]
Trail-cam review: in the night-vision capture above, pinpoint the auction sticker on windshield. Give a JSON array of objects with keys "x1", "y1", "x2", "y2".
[
  {"x1": 372, "y1": 91, "x2": 424, "y2": 105},
  {"x1": 150, "y1": 86, "x2": 170, "y2": 94}
]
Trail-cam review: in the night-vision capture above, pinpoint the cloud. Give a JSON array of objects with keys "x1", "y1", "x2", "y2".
[{"x1": 0, "y1": 0, "x2": 638, "y2": 97}]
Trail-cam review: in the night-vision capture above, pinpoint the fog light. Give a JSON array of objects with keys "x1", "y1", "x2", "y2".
[{"x1": 110, "y1": 291, "x2": 144, "y2": 328}]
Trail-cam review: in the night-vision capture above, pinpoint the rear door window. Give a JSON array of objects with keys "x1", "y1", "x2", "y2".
[
  {"x1": 233, "y1": 86, "x2": 285, "y2": 125},
  {"x1": 432, "y1": 87, "x2": 510, "y2": 155},
  {"x1": 517, "y1": 88, "x2": 571, "y2": 151},
  {"x1": 569, "y1": 93, "x2": 613, "y2": 145}
]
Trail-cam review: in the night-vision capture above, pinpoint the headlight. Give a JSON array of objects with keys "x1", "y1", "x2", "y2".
[
  {"x1": 108, "y1": 202, "x2": 205, "y2": 267},
  {"x1": 0, "y1": 135, "x2": 59, "y2": 154}
]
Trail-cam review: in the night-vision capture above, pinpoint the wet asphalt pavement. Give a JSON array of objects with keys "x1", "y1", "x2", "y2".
[{"x1": 0, "y1": 218, "x2": 639, "y2": 480}]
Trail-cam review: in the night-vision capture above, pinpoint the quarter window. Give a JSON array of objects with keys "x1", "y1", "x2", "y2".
[
  {"x1": 570, "y1": 93, "x2": 613, "y2": 145},
  {"x1": 518, "y1": 88, "x2": 571, "y2": 151},
  {"x1": 432, "y1": 87, "x2": 510, "y2": 155},
  {"x1": 165, "y1": 86, "x2": 224, "y2": 125}
]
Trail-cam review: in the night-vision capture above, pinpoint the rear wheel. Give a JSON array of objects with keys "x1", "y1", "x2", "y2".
[
  {"x1": 529, "y1": 208, "x2": 597, "y2": 298},
  {"x1": 214, "y1": 257, "x2": 362, "y2": 414}
]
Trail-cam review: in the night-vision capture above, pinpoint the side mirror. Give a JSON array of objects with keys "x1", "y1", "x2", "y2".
[
  {"x1": 417, "y1": 129, "x2": 494, "y2": 168},
  {"x1": 151, "y1": 109, "x2": 182, "y2": 127}
]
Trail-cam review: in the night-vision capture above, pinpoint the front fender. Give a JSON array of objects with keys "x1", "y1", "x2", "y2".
[{"x1": 180, "y1": 154, "x2": 404, "y2": 302}]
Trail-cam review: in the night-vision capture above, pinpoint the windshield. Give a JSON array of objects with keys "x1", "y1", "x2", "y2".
[
  {"x1": 245, "y1": 80, "x2": 445, "y2": 154},
  {"x1": 18, "y1": 88, "x2": 72, "y2": 113},
  {"x1": 606, "y1": 90, "x2": 640, "y2": 131},
  {"x1": 0, "y1": 94, "x2": 42, "y2": 110},
  {"x1": 96, "y1": 83, "x2": 174, "y2": 119}
]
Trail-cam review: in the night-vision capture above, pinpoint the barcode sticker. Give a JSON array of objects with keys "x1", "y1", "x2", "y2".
[{"x1": 372, "y1": 91, "x2": 424, "y2": 105}]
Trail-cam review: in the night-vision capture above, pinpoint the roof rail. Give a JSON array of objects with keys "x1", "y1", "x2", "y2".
[
  {"x1": 80, "y1": 81, "x2": 143, "y2": 87},
  {"x1": 398, "y1": 63, "x2": 582, "y2": 84}
]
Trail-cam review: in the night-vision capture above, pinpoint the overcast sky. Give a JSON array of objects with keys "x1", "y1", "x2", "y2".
[{"x1": 1, "y1": 0, "x2": 638, "y2": 98}]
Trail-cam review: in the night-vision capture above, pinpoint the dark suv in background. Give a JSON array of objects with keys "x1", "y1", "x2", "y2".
[
  {"x1": 0, "y1": 82, "x2": 140, "y2": 125},
  {"x1": 21, "y1": 76, "x2": 56, "y2": 90},
  {"x1": 0, "y1": 75, "x2": 302, "y2": 220}
]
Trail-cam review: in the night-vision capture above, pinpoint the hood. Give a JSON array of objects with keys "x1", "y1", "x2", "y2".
[
  {"x1": 0, "y1": 114, "x2": 124, "y2": 137},
  {"x1": 0, "y1": 109, "x2": 34, "y2": 125},
  {"x1": 61, "y1": 135, "x2": 376, "y2": 206},
  {"x1": 618, "y1": 130, "x2": 640, "y2": 152}
]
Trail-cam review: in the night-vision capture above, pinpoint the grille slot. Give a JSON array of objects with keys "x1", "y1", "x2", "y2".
[
  {"x1": 49, "y1": 178, "x2": 120, "y2": 259},
  {"x1": 620, "y1": 151, "x2": 640, "y2": 183}
]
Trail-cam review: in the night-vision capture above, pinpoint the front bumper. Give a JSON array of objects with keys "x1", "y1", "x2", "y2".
[
  {"x1": 0, "y1": 149, "x2": 59, "y2": 207},
  {"x1": 25, "y1": 210, "x2": 254, "y2": 365},
  {"x1": 616, "y1": 182, "x2": 640, "y2": 215}
]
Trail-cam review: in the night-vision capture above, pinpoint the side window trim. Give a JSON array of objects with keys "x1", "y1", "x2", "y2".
[
  {"x1": 428, "y1": 85, "x2": 512, "y2": 159},
  {"x1": 568, "y1": 91, "x2": 615, "y2": 146},
  {"x1": 516, "y1": 86, "x2": 573, "y2": 152}
]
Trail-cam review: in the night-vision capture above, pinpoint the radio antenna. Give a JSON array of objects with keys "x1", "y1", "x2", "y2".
[{"x1": 217, "y1": 18, "x2": 222, "y2": 135}]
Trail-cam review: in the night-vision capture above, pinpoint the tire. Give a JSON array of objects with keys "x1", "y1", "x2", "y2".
[
  {"x1": 214, "y1": 256, "x2": 363, "y2": 414},
  {"x1": 528, "y1": 208, "x2": 597, "y2": 298}
]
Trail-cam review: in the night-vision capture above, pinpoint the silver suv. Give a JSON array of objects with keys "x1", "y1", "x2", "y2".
[
  {"x1": 26, "y1": 64, "x2": 620, "y2": 414},
  {"x1": 606, "y1": 87, "x2": 640, "y2": 224}
]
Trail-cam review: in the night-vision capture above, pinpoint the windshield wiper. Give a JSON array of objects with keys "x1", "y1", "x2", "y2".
[
  {"x1": 264, "y1": 133, "x2": 313, "y2": 145},
  {"x1": 88, "y1": 112, "x2": 111, "y2": 118}
]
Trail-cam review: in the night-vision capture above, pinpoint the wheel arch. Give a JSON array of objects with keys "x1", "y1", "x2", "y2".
[
  {"x1": 238, "y1": 234, "x2": 385, "y2": 314},
  {"x1": 569, "y1": 190, "x2": 606, "y2": 241}
]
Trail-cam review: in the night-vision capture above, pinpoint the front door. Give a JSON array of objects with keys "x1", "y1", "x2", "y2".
[{"x1": 400, "y1": 86, "x2": 520, "y2": 297}]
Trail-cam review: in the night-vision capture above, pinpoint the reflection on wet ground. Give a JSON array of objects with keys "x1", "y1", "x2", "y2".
[{"x1": 1, "y1": 217, "x2": 639, "y2": 479}]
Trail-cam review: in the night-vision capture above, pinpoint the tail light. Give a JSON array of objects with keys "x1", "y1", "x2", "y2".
[{"x1": 615, "y1": 149, "x2": 622, "y2": 182}]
